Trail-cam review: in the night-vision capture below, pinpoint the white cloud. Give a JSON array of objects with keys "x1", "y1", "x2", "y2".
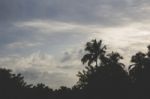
[
  {"x1": 0, "y1": 49, "x2": 83, "y2": 88},
  {"x1": 89, "y1": 22, "x2": 150, "y2": 65},
  {"x1": 7, "y1": 41, "x2": 42, "y2": 49},
  {"x1": 15, "y1": 20, "x2": 76, "y2": 33},
  {"x1": 14, "y1": 20, "x2": 95, "y2": 34}
]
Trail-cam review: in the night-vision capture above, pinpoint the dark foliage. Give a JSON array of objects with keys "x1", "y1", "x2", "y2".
[
  {"x1": 0, "y1": 39, "x2": 150, "y2": 99},
  {"x1": 129, "y1": 45, "x2": 150, "y2": 99}
]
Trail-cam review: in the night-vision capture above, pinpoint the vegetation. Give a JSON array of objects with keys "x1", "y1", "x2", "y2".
[{"x1": 0, "y1": 39, "x2": 150, "y2": 99}]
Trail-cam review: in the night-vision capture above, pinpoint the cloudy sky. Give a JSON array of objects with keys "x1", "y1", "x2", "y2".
[{"x1": 1, "y1": 0, "x2": 150, "y2": 89}]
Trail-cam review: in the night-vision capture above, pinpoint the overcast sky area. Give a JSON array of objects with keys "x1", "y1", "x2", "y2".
[{"x1": 1, "y1": 0, "x2": 150, "y2": 89}]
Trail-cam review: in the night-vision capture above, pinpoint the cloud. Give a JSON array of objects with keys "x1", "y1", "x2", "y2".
[
  {"x1": 0, "y1": 50, "x2": 83, "y2": 89},
  {"x1": 18, "y1": 67, "x2": 77, "y2": 89},
  {"x1": 0, "y1": 19, "x2": 91, "y2": 57},
  {"x1": 15, "y1": 20, "x2": 77, "y2": 33},
  {"x1": 1, "y1": 0, "x2": 150, "y2": 56},
  {"x1": 1, "y1": 0, "x2": 150, "y2": 88},
  {"x1": 7, "y1": 42, "x2": 42, "y2": 49},
  {"x1": 90, "y1": 23, "x2": 150, "y2": 65},
  {"x1": 1, "y1": 0, "x2": 150, "y2": 26}
]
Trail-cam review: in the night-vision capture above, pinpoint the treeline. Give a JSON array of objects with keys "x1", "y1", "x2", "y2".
[{"x1": 1, "y1": 39, "x2": 150, "y2": 99}]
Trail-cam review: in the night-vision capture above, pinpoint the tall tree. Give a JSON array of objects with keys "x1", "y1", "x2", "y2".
[
  {"x1": 128, "y1": 45, "x2": 150, "y2": 99},
  {"x1": 81, "y1": 39, "x2": 106, "y2": 67},
  {"x1": 78, "y1": 39, "x2": 130, "y2": 99}
]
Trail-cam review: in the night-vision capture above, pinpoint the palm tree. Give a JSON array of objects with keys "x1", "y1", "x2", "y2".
[
  {"x1": 81, "y1": 39, "x2": 106, "y2": 67},
  {"x1": 128, "y1": 52, "x2": 146, "y2": 81},
  {"x1": 128, "y1": 45, "x2": 150, "y2": 99}
]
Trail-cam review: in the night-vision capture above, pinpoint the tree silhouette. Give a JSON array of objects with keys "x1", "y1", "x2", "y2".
[
  {"x1": 0, "y1": 68, "x2": 32, "y2": 99},
  {"x1": 1, "y1": 39, "x2": 150, "y2": 99},
  {"x1": 129, "y1": 45, "x2": 150, "y2": 99},
  {"x1": 77, "y1": 40, "x2": 130, "y2": 99},
  {"x1": 81, "y1": 39, "x2": 106, "y2": 67}
]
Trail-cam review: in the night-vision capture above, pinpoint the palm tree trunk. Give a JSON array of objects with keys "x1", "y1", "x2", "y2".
[{"x1": 96, "y1": 60, "x2": 98, "y2": 67}]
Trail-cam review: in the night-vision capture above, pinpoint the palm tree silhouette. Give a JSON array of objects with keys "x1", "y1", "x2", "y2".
[
  {"x1": 128, "y1": 52, "x2": 146, "y2": 82},
  {"x1": 128, "y1": 45, "x2": 150, "y2": 99},
  {"x1": 81, "y1": 39, "x2": 106, "y2": 67}
]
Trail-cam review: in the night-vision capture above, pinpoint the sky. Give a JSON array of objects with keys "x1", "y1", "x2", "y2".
[{"x1": 1, "y1": 0, "x2": 150, "y2": 89}]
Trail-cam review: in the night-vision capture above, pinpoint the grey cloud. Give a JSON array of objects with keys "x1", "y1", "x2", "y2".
[
  {"x1": 1, "y1": 0, "x2": 150, "y2": 26},
  {"x1": 57, "y1": 48, "x2": 84, "y2": 71},
  {"x1": 16, "y1": 67, "x2": 76, "y2": 89},
  {"x1": 60, "y1": 48, "x2": 84, "y2": 63},
  {"x1": 0, "y1": 21, "x2": 88, "y2": 56},
  {"x1": 1, "y1": 0, "x2": 150, "y2": 89},
  {"x1": 60, "y1": 52, "x2": 72, "y2": 63},
  {"x1": 0, "y1": 27, "x2": 41, "y2": 56},
  {"x1": 0, "y1": 51, "x2": 83, "y2": 88}
]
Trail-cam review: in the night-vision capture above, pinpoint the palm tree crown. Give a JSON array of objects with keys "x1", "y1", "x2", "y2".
[{"x1": 81, "y1": 39, "x2": 106, "y2": 67}]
